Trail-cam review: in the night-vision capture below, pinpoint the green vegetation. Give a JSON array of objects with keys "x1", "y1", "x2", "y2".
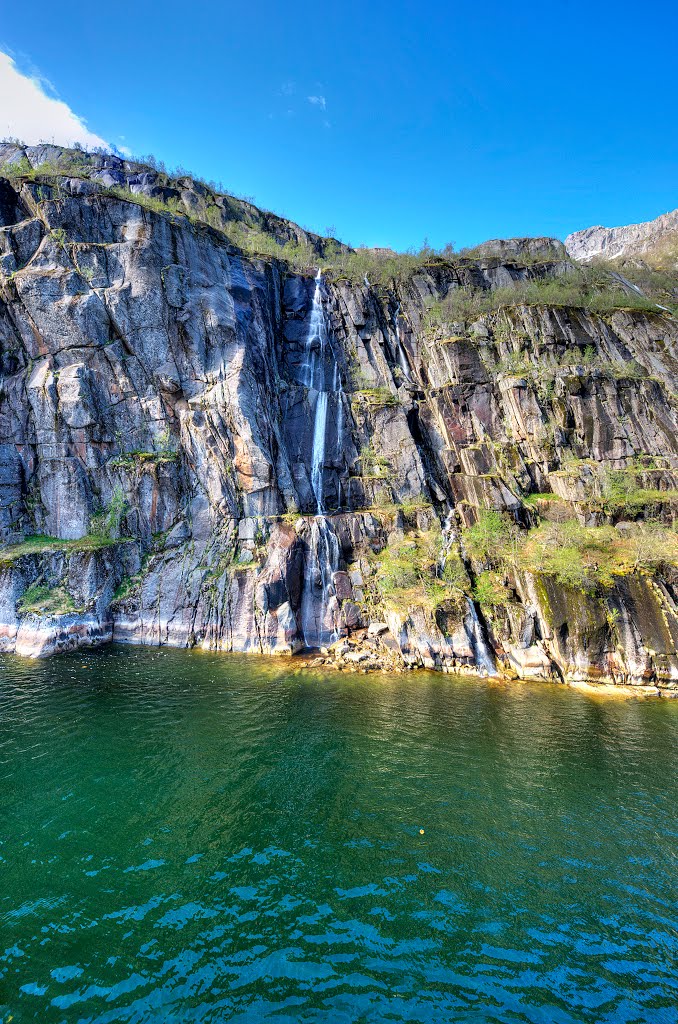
[
  {"x1": 351, "y1": 387, "x2": 400, "y2": 409},
  {"x1": 544, "y1": 460, "x2": 678, "y2": 516},
  {"x1": 219, "y1": 223, "x2": 321, "y2": 270},
  {"x1": 473, "y1": 571, "x2": 512, "y2": 609},
  {"x1": 0, "y1": 147, "x2": 461, "y2": 281},
  {"x1": 597, "y1": 465, "x2": 678, "y2": 515},
  {"x1": 111, "y1": 449, "x2": 179, "y2": 469},
  {"x1": 49, "y1": 227, "x2": 68, "y2": 250},
  {"x1": 463, "y1": 509, "x2": 678, "y2": 596},
  {"x1": 398, "y1": 497, "x2": 434, "y2": 517},
  {"x1": 111, "y1": 576, "x2": 137, "y2": 603},
  {"x1": 2, "y1": 154, "x2": 91, "y2": 181},
  {"x1": 0, "y1": 532, "x2": 127, "y2": 565},
  {"x1": 372, "y1": 525, "x2": 467, "y2": 613},
  {"x1": 321, "y1": 243, "x2": 451, "y2": 286},
  {"x1": 439, "y1": 547, "x2": 469, "y2": 596},
  {"x1": 104, "y1": 186, "x2": 185, "y2": 219},
  {"x1": 89, "y1": 486, "x2": 127, "y2": 541},
  {"x1": 357, "y1": 443, "x2": 391, "y2": 478},
  {"x1": 425, "y1": 265, "x2": 659, "y2": 327},
  {"x1": 518, "y1": 520, "x2": 678, "y2": 590},
  {"x1": 219, "y1": 235, "x2": 455, "y2": 283},
  {"x1": 112, "y1": 549, "x2": 159, "y2": 605},
  {"x1": 522, "y1": 492, "x2": 563, "y2": 507},
  {"x1": 365, "y1": 497, "x2": 433, "y2": 520},
  {"x1": 5, "y1": 147, "x2": 674, "y2": 307},
  {"x1": 590, "y1": 253, "x2": 678, "y2": 314},
  {"x1": 463, "y1": 510, "x2": 516, "y2": 565},
  {"x1": 17, "y1": 583, "x2": 76, "y2": 616},
  {"x1": 480, "y1": 343, "x2": 652, "y2": 385},
  {"x1": 111, "y1": 565, "x2": 150, "y2": 603}
]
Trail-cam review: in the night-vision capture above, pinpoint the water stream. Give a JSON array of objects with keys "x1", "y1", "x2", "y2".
[
  {"x1": 300, "y1": 272, "x2": 344, "y2": 646},
  {"x1": 437, "y1": 509, "x2": 456, "y2": 575},
  {"x1": 303, "y1": 270, "x2": 330, "y2": 512},
  {"x1": 465, "y1": 598, "x2": 498, "y2": 676},
  {"x1": 300, "y1": 516, "x2": 341, "y2": 648},
  {"x1": 392, "y1": 301, "x2": 411, "y2": 380},
  {"x1": 303, "y1": 270, "x2": 345, "y2": 515}
]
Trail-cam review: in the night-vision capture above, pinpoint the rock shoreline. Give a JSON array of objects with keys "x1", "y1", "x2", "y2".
[{"x1": 1, "y1": 146, "x2": 678, "y2": 692}]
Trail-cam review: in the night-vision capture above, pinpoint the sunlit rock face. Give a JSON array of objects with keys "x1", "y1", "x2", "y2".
[
  {"x1": 1, "y1": 147, "x2": 678, "y2": 689},
  {"x1": 565, "y1": 208, "x2": 678, "y2": 263}
]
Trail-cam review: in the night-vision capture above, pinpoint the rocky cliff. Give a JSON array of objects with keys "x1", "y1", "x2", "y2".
[
  {"x1": 566, "y1": 208, "x2": 678, "y2": 264},
  {"x1": 1, "y1": 146, "x2": 678, "y2": 691}
]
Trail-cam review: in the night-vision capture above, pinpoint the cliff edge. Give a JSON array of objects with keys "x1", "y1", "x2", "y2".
[{"x1": 1, "y1": 146, "x2": 677, "y2": 692}]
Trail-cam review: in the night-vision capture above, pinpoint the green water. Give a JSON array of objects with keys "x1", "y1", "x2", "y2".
[{"x1": 1, "y1": 648, "x2": 677, "y2": 1023}]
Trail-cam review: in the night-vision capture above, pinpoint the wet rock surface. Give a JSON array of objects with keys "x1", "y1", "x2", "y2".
[{"x1": 1, "y1": 148, "x2": 678, "y2": 692}]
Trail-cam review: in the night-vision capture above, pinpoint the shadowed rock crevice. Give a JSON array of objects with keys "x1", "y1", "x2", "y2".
[{"x1": 1, "y1": 148, "x2": 677, "y2": 691}]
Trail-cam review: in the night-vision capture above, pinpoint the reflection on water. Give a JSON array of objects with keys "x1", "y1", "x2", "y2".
[{"x1": 1, "y1": 647, "x2": 677, "y2": 1023}]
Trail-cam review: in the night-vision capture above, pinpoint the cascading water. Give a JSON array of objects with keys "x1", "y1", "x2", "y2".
[
  {"x1": 303, "y1": 269, "x2": 347, "y2": 514},
  {"x1": 299, "y1": 270, "x2": 345, "y2": 647},
  {"x1": 438, "y1": 510, "x2": 457, "y2": 575},
  {"x1": 465, "y1": 599, "x2": 497, "y2": 676},
  {"x1": 300, "y1": 517, "x2": 341, "y2": 648},
  {"x1": 392, "y1": 302, "x2": 411, "y2": 381},
  {"x1": 332, "y1": 359, "x2": 344, "y2": 475},
  {"x1": 303, "y1": 270, "x2": 330, "y2": 512},
  {"x1": 310, "y1": 392, "x2": 328, "y2": 512}
]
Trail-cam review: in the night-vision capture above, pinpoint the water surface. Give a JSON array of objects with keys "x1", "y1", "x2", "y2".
[{"x1": 1, "y1": 647, "x2": 677, "y2": 1023}]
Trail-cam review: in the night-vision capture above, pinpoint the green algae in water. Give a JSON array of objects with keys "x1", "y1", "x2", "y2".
[{"x1": 1, "y1": 646, "x2": 677, "y2": 1023}]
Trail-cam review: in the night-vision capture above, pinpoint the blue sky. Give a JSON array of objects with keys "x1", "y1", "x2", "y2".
[{"x1": 1, "y1": 0, "x2": 676, "y2": 250}]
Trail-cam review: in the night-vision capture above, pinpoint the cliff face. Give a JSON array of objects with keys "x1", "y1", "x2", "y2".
[
  {"x1": 566, "y1": 209, "x2": 678, "y2": 264},
  {"x1": 1, "y1": 150, "x2": 678, "y2": 691}
]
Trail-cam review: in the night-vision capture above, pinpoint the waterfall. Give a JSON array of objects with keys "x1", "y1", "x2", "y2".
[
  {"x1": 332, "y1": 359, "x2": 344, "y2": 475},
  {"x1": 310, "y1": 391, "x2": 328, "y2": 511},
  {"x1": 302, "y1": 269, "x2": 346, "y2": 514},
  {"x1": 304, "y1": 269, "x2": 326, "y2": 391},
  {"x1": 438, "y1": 512, "x2": 498, "y2": 674},
  {"x1": 438, "y1": 510, "x2": 456, "y2": 575},
  {"x1": 465, "y1": 599, "x2": 497, "y2": 676},
  {"x1": 392, "y1": 302, "x2": 410, "y2": 380},
  {"x1": 298, "y1": 271, "x2": 345, "y2": 648},
  {"x1": 300, "y1": 517, "x2": 341, "y2": 648},
  {"x1": 303, "y1": 270, "x2": 331, "y2": 513}
]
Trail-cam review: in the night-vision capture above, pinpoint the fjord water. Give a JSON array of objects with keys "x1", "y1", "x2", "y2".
[{"x1": 1, "y1": 649, "x2": 677, "y2": 1024}]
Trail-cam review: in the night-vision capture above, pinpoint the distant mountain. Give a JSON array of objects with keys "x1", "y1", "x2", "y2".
[{"x1": 565, "y1": 209, "x2": 678, "y2": 265}]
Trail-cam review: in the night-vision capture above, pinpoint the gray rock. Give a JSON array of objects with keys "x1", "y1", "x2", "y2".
[
  {"x1": 0, "y1": 147, "x2": 676, "y2": 687},
  {"x1": 368, "y1": 621, "x2": 389, "y2": 637},
  {"x1": 566, "y1": 209, "x2": 678, "y2": 263}
]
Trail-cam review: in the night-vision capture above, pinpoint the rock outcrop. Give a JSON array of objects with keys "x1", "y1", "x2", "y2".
[
  {"x1": 468, "y1": 237, "x2": 568, "y2": 262},
  {"x1": 1, "y1": 146, "x2": 677, "y2": 692},
  {"x1": 566, "y1": 208, "x2": 678, "y2": 264}
]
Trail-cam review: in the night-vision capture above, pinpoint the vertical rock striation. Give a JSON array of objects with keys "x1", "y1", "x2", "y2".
[{"x1": 1, "y1": 147, "x2": 677, "y2": 690}]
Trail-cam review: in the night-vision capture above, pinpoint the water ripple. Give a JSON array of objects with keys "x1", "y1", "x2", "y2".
[{"x1": 1, "y1": 646, "x2": 677, "y2": 1023}]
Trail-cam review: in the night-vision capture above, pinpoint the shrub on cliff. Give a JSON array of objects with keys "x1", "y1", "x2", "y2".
[
  {"x1": 17, "y1": 583, "x2": 75, "y2": 617},
  {"x1": 373, "y1": 526, "x2": 467, "y2": 613},
  {"x1": 462, "y1": 513, "x2": 678, "y2": 597},
  {"x1": 424, "y1": 266, "x2": 658, "y2": 327},
  {"x1": 463, "y1": 511, "x2": 516, "y2": 566},
  {"x1": 90, "y1": 486, "x2": 127, "y2": 541},
  {"x1": 517, "y1": 520, "x2": 678, "y2": 590}
]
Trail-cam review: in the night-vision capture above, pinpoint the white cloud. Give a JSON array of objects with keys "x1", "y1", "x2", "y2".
[
  {"x1": 0, "y1": 52, "x2": 110, "y2": 150},
  {"x1": 307, "y1": 95, "x2": 326, "y2": 110}
]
